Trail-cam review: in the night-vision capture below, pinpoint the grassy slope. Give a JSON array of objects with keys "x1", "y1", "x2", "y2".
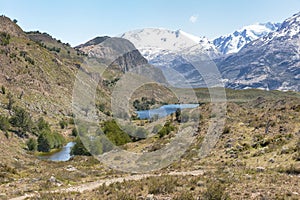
[{"x1": 0, "y1": 16, "x2": 299, "y2": 200}]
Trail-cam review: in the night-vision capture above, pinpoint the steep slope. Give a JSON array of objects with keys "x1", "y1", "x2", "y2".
[
  {"x1": 213, "y1": 22, "x2": 281, "y2": 54},
  {"x1": 0, "y1": 18, "x2": 81, "y2": 119},
  {"x1": 217, "y1": 12, "x2": 300, "y2": 91},
  {"x1": 121, "y1": 28, "x2": 220, "y2": 88},
  {"x1": 77, "y1": 36, "x2": 148, "y2": 73}
]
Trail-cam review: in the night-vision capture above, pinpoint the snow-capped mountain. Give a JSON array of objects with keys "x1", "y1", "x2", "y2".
[
  {"x1": 213, "y1": 22, "x2": 281, "y2": 54},
  {"x1": 217, "y1": 12, "x2": 300, "y2": 91},
  {"x1": 121, "y1": 28, "x2": 220, "y2": 87},
  {"x1": 121, "y1": 28, "x2": 219, "y2": 59}
]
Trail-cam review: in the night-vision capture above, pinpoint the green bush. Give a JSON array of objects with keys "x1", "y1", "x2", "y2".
[
  {"x1": 0, "y1": 32, "x2": 10, "y2": 46},
  {"x1": 71, "y1": 137, "x2": 91, "y2": 156},
  {"x1": 37, "y1": 129, "x2": 65, "y2": 152},
  {"x1": 103, "y1": 120, "x2": 131, "y2": 146},
  {"x1": 7, "y1": 92, "x2": 15, "y2": 110},
  {"x1": 9, "y1": 106, "x2": 33, "y2": 134},
  {"x1": 152, "y1": 124, "x2": 162, "y2": 134},
  {"x1": 37, "y1": 130, "x2": 52, "y2": 152},
  {"x1": 71, "y1": 127, "x2": 78, "y2": 137},
  {"x1": 0, "y1": 115, "x2": 10, "y2": 131},
  {"x1": 158, "y1": 122, "x2": 175, "y2": 138},
  {"x1": 1, "y1": 85, "x2": 5, "y2": 94},
  {"x1": 59, "y1": 119, "x2": 68, "y2": 129},
  {"x1": 36, "y1": 117, "x2": 50, "y2": 131},
  {"x1": 26, "y1": 138, "x2": 37, "y2": 151}
]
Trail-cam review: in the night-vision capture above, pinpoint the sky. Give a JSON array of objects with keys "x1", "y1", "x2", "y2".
[{"x1": 0, "y1": 0, "x2": 300, "y2": 46}]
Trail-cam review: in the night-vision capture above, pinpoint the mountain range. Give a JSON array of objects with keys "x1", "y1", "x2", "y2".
[
  {"x1": 116, "y1": 12, "x2": 300, "y2": 91},
  {"x1": 213, "y1": 22, "x2": 282, "y2": 55}
]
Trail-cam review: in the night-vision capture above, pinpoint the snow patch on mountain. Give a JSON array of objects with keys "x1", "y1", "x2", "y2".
[{"x1": 213, "y1": 22, "x2": 281, "y2": 54}]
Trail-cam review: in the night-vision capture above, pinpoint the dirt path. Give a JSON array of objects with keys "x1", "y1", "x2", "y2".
[{"x1": 10, "y1": 169, "x2": 204, "y2": 200}]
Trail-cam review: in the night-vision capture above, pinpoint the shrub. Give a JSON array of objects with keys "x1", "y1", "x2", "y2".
[
  {"x1": 0, "y1": 32, "x2": 10, "y2": 46},
  {"x1": 148, "y1": 176, "x2": 177, "y2": 194},
  {"x1": 71, "y1": 128, "x2": 78, "y2": 137},
  {"x1": 103, "y1": 120, "x2": 131, "y2": 146},
  {"x1": 59, "y1": 119, "x2": 68, "y2": 129},
  {"x1": 203, "y1": 182, "x2": 230, "y2": 200},
  {"x1": 37, "y1": 129, "x2": 65, "y2": 152},
  {"x1": 1, "y1": 85, "x2": 5, "y2": 94},
  {"x1": 158, "y1": 122, "x2": 175, "y2": 138},
  {"x1": 71, "y1": 137, "x2": 91, "y2": 156},
  {"x1": 26, "y1": 138, "x2": 37, "y2": 151},
  {"x1": 7, "y1": 92, "x2": 15, "y2": 110},
  {"x1": 0, "y1": 115, "x2": 10, "y2": 131},
  {"x1": 9, "y1": 106, "x2": 33, "y2": 134},
  {"x1": 37, "y1": 130, "x2": 52, "y2": 152},
  {"x1": 175, "y1": 108, "x2": 181, "y2": 122},
  {"x1": 36, "y1": 117, "x2": 50, "y2": 131},
  {"x1": 152, "y1": 124, "x2": 162, "y2": 134},
  {"x1": 223, "y1": 126, "x2": 231, "y2": 134}
]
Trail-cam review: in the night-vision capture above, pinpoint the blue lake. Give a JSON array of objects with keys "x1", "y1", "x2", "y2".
[
  {"x1": 38, "y1": 142, "x2": 75, "y2": 162},
  {"x1": 136, "y1": 104, "x2": 199, "y2": 119}
]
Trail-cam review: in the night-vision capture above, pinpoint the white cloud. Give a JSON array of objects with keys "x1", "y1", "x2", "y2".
[{"x1": 189, "y1": 14, "x2": 198, "y2": 23}]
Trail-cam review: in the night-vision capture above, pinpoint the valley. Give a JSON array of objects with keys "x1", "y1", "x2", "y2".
[{"x1": 0, "y1": 10, "x2": 299, "y2": 200}]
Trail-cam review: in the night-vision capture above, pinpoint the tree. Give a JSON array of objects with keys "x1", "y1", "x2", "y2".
[
  {"x1": 26, "y1": 138, "x2": 37, "y2": 151},
  {"x1": 13, "y1": 19, "x2": 18, "y2": 24},
  {"x1": 37, "y1": 117, "x2": 50, "y2": 131},
  {"x1": 71, "y1": 127, "x2": 78, "y2": 137},
  {"x1": 71, "y1": 137, "x2": 91, "y2": 156},
  {"x1": 175, "y1": 108, "x2": 181, "y2": 122},
  {"x1": 37, "y1": 130, "x2": 51, "y2": 152},
  {"x1": 9, "y1": 106, "x2": 33, "y2": 135}
]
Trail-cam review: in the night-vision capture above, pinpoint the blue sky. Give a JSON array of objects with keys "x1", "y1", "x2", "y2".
[{"x1": 1, "y1": 0, "x2": 300, "y2": 46}]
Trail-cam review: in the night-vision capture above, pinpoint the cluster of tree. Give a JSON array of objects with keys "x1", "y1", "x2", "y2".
[
  {"x1": 102, "y1": 78, "x2": 120, "y2": 87},
  {"x1": 24, "y1": 117, "x2": 65, "y2": 152},
  {"x1": 37, "y1": 129, "x2": 65, "y2": 152},
  {"x1": 0, "y1": 32, "x2": 10, "y2": 46},
  {"x1": 36, "y1": 41, "x2": 61, "y2": 53},
  {"x1": 133, "y1": 97, "x2": 156, "y2": 111},
  {"x1": 71, "y1": 120, "x2": 136, "y2": 156}
]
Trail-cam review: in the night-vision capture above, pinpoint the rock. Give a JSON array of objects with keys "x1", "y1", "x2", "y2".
[
  {"x1": 245, "y1": 174, "x2": 252, "y2": 180},
  {"x1": 65, "y1": 165, "x2": 77, "y2": 171},
  {"x1": 224, "y1": 143, "x2": 232, "y2": 148},
  {"x1": 269, "y1": 158, "x2": 275, "y2": 163},
  {"x1": 49, "y1": 176, "x2": 56, "y2": 183},
  {"x1": 256, "y1": 167, "x2": 265, "y2": 172},
  {"x1": 197, "y1": 180, "x2": 205, "y2": 187},
  {"x1": 146, "y1": 194, "x2": 157, "y2": 200},
  {"x1": 281, "y1": 146, "x2": 290, "y2": 154}
]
